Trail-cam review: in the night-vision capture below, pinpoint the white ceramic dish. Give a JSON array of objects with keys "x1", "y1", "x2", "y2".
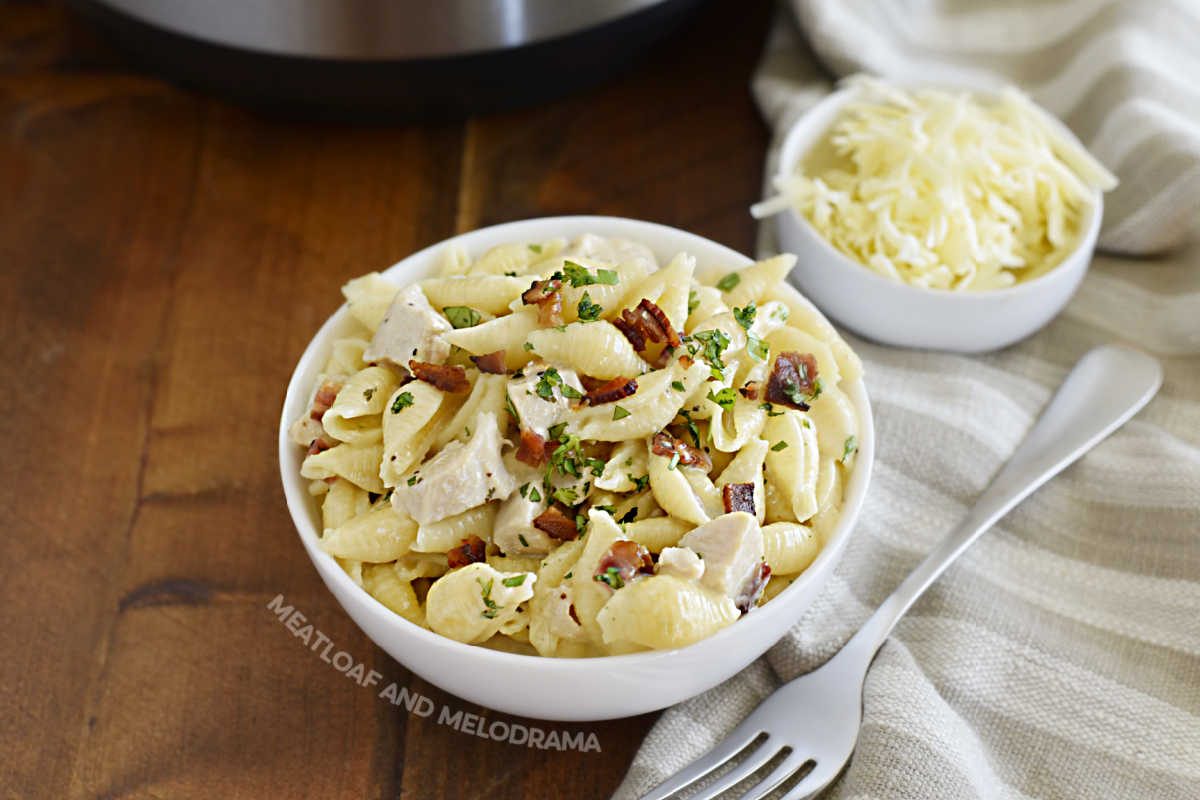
[
  {"x1": 774, "y1": 85, "x2": 1103, "y2": 353},
  {"x1": 279, "y1": 216, "x2": 873, "y2": 721}
]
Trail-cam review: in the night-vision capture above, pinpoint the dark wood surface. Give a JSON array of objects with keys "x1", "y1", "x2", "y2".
[{"x1": 0, "y1": 2, "x2": 771, "y2": 797}]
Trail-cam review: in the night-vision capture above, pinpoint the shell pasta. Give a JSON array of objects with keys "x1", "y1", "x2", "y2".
[{"x1": 290, "y1": 233, "x2": 863, "y2": 656}]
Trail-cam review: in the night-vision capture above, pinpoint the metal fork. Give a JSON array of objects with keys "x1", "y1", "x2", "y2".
[{"x1": 641, "y1": 345, "x2": 1162, "y2": 800}]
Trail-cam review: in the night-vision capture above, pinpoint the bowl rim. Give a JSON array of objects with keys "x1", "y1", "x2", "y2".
[
  {"x1": 775, "y1": 81, "x2": 1104, "y2": 301},
  {"x1": 278, "y1": 215, "x2": 874, "y2": 671}
]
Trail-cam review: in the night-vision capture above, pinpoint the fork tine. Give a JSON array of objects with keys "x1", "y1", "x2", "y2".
[
  {"x1": 684, "y1": 737, "x2": 783, "y2": 800},
  {"x1": 638, "y1": 720, "x2": 767, "y2": 800},
  {"x1": 737, "y1": 752, "x2": 809, "y2": 800}
]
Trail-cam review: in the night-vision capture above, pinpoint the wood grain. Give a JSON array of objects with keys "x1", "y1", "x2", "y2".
[{"x1": 0, "y1": 2, "x2": 771, "y2": 798}]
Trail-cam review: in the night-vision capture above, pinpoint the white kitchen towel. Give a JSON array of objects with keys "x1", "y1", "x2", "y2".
[{"x1": 613, "y1": 3, "x2": 1200, "y2": 798}]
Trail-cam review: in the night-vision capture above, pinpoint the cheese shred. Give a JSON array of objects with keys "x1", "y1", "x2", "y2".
[{"x1": 757, "y1": 76, "x2": 1118, "y2": 291}]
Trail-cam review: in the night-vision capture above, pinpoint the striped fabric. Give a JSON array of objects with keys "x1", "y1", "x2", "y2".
[{"x1": 614, "y1": 4, "x2": 1200, "y2": 798}]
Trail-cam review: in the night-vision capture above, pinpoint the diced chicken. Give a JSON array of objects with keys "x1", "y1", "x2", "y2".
[
  {"x1": 493, "y1": 489, "x2": 557, "y2": 556},
  {"x1": 506, "y1": 360, "x2": 585, "y2": 439},
  {"x1": 562, "y1": 234, "x2": 658, "y2": 274},
  {"x1": 391, "y1": 411, "x2": 515, "y2": 525},
  {"x1": 364, "y1": 284, "x2": 451, "y2": 368},
  {"x1": 679, "y1": 512, "x2": 765, "y2": 601},
  {"x1": 657, "y1": 546, "x2": 705, "y2": 582}
]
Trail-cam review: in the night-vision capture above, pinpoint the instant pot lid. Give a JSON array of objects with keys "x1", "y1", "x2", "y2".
[
  {"x1": 69, "y1": 0, "x2": 703, "y2": 118},
  {"x1": 91, "y1": 0, "x2": 674, "y2": 60}
]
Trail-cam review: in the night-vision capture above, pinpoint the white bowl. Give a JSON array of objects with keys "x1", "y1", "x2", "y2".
[
  {"x1": 775, "y1": 86, "x2": 1103, "y2": 353},
  {"x1": 278, "y1": 216, "x2": 874, "y2": 721}
]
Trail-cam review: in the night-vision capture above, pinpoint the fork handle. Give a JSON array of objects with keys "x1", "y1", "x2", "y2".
[{"x1": 844, "y1": 345, "x2": 1161, "y2": 665}]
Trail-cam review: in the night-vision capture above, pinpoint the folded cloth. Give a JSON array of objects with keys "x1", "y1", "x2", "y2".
[{"x1": 613, "y1": 5, "x2": 1200, "y2": 798}]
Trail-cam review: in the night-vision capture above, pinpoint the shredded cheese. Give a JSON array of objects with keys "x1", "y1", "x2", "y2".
[{"x1": 756, "y1": 76, "x2": 1117, "y2": 291}]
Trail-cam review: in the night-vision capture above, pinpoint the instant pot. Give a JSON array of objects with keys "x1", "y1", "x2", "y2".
[{"x1": 68, "y1": 0, "x2": 704, "y2": 117}]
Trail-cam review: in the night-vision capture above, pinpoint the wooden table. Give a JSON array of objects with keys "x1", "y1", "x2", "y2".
[{"x1": 1, "y1": 2, "x2": 772, "y2": 797}]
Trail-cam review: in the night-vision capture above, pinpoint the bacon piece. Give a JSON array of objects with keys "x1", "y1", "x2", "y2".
[
  {"x1": 612, "y1": 299, "x2": 682, "y2": 353},
  {"x1": 447, "y1": 535, "x2": 487, "y2": 569},
  {"x1": 533, "y1": 504, "x2": 578, "y2": 541},
  {"x1": 739, "y1": 381, "x2": 761, "y2": 401},
  {"x1": 515, "y1": 428, "x2": 549, "y2": 467},
  {"x1": 677, "y1": 353, "x2": 695, "y2": 368},
  {"x1": 522, "y1": 278, "x2": 563, "y2": 305},
  {"x1": 735, "y1": 563, "x2": 772, "y2": 613},
  {"x1": 593, "y1": 540, "x2": 654, "y2": 589},
  {"x1": 650, "y1": 345, "x2": 677, "y2": 369},
  {"x1": 613, "y1": 313, "x2": 646, "y2": 351},
  {"x1": 408, "y1": 360, "x2": 470, "y2": 393},
  {"x1": 764, "y1": 352, "x2": 819, "y2": 411},
  {"x1": 582, "y1": 376, "x2": 637, "y2": 406},
  {"x1": 469, "y1": 350, "x2": 507, "y2": 374},
  {"x1": 635, "y1": 299, "x2": 682, "y2": 347},
  {"x1": 306, "y1": 437, "x2": 334, "y2": 457},
  {"x1": 522, "y1": 278, "x2": 564, "y2": 328},
  {"x1": 650, "y1": 431, "x2": 712, "y2": 471},
  {"x1": 310, "y1": 379, "x2": 344, "y2": 420},
  {"x1": 722, "y1": 482, "x2": 756, "y2": 515},
  {"x1": 578, "y1": 374, "x2": 609, "y2": 393}
]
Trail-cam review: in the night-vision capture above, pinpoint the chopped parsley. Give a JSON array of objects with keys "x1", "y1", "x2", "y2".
[
  {"x1": 528, "y1": 243, "x2": 543, "y2": 254},
  {"x1": 504, "y1": 393, "x2": 520, "y2": 424},
  {"x1": 518, "y1": 533, "x2": 529, "y2": 547},
  {"x1": 747, "y1": 334, "x2": 769, "y2": 362},
  {"x1": 547, "y1": 422, "x2": 568, "y2": 441},
  {"x1": 667, "y1": 452, "x2": 681, "y2": 470},
  {"x1": 693, "y1": 329, "x2": 731, "y2": 380},
  {"x1": 771, "y1": 440, "x2": 789, "y2": 452},
  {"x1": 560, "y1": 383, "x2": 583, "y2": 400},
  {"x1": 759, "y1": 402, "x2": 784, "y2": 417},
  {"x1": 842, "y1": 435, "x2": 858, "y2": 462},
  {"x1": 716, "y1": 272, "x2": 740, "y2": 291},
  {"x1": 612, "y1": 405, "x2": 631, "y2": 421},
  {"x1": 390, "y1": 392, "x2": 414, "y2": 413},
  {"x1": 687, "y1": 289, "x2": 699, "y2": 315},
  {"x1": 593, "y1": 504, "x2": 617, "y2": 515},
  {"x1": 504, "y1": 270, "x2": 518, "y2": 277},
  {"x1": 575, "y1": 513, "x2": 589, "y2": 535},
  {"x1": 594, "y1": 566, "x2": 624, "y2": 589},
  {"x1": 528, "y1": 487, "x2": 541, "y2": 503},
  {"x1": 502, "y1": 574, "x2": 527, "y2": 587},
  {"x1": 362, "y1": 387, "x2": 376, "y2": 402},
  {"x1": 523, "y1": 341, "x2": 535, "y2": 351},
  {"x1": 563, "y1": 261, "x2": 619, "y2": 287},
  {"x1": 629, "y1": 473, "x2": 650, "y2": 492},
  {"x1": 771, "y1": 305, "x2": 789, "y2": 323},
  {"x1": 619, "y1": 507, "x2": 639, "y2": 524},
  {"x1": 519, "y1": 483, "x2": 529, "y2": 498},
  {"x1": 585, "y1": 457, "x2": 606, "y2": 477},
  {"x1": 553, "y1": 486, "x2": 578, "y2": 506},
  {"x1": 671, "y1": 380, "x2": 685, "y2": 392},
  {"x1": 535, "y1": 368, "x2": 564, "y2": 399},
  {"x1": 732, "y1": 302, "x2": 756, "y2": 330},
  {"x1": 782, "y1": 376, "x2": 822, "y2": 407},
  {"x1": 678, "y1": 409, "x2": 701, "y2": 447},
  {"x1": 577, "y1": 292, "x2": 602, "y2": 322},
  {"x1": 443, "y1": 305, "x2": 481, "y2": 329},
  {"x1": 407, "y1": 474, "x2": 420, "y2": 486},
  {"x1": 706, "y1": 387, "x2": 737, "y2": 413},
  {"x1": 564, "y1": 571, "x2": 573, "y2": 579},
  {"x1": 478, "y1": 578, "x2": 500, "y2": 619}
]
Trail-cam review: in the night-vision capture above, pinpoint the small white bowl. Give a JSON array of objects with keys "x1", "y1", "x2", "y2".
[
  {"x1": 774, "y1": 85, "x2": 1103, "y2": 353},
  {"x1": 279, "y1": 216, "x2": 874, "y2": 721}
]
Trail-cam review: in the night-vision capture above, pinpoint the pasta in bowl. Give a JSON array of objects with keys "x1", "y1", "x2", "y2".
[{"x1": 279, "y1": 217, "x2": 873, "y2": 719}]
